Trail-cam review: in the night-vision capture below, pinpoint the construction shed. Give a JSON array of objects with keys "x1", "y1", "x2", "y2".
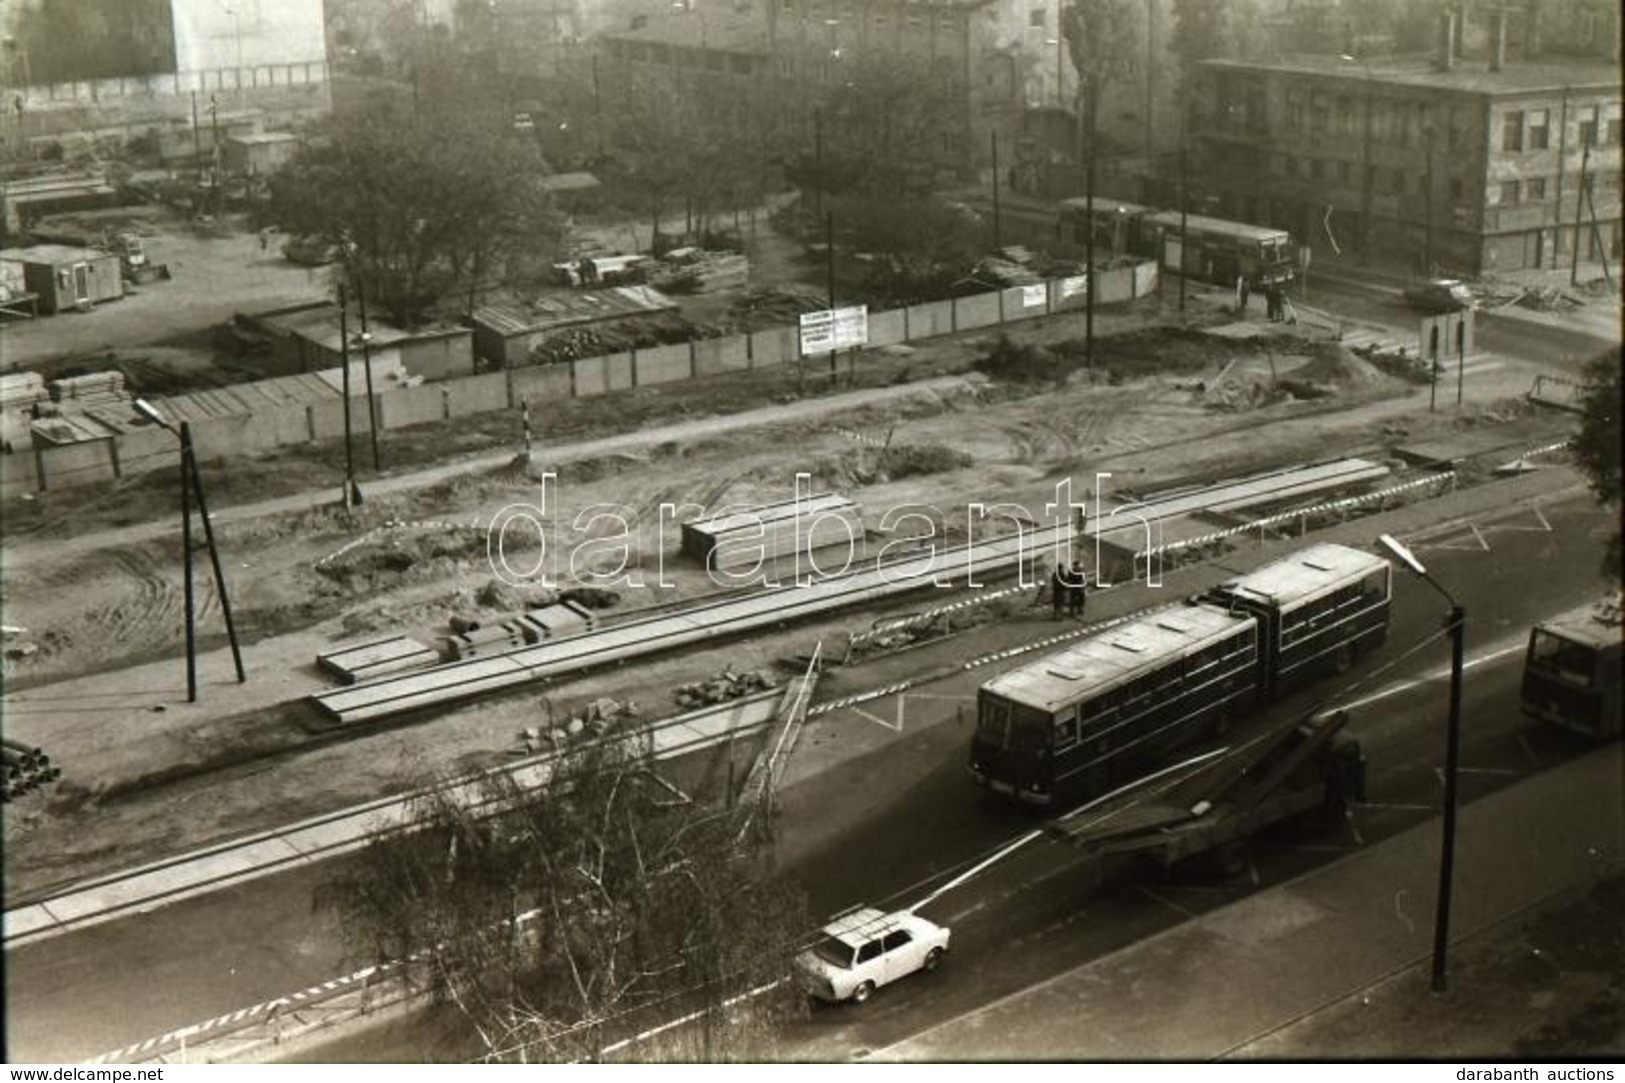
[
  {"x1": 681, "y1": 493, "x2": 866, "y2": 572},
  {"x1": 0, "y1": 245, "x2": 123, "y2": 314},
  {"x1": 472, "y1": 285, "x2": 678, "y2": 369},
  {"x1": 244, "y1": 302, "x2": 476, "y2": 381},
  {"x1": 223, "y1": 132, "x2": 302, "y2": 177}
]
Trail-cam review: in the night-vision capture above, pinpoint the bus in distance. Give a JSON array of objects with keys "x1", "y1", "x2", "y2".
[
  {"x1": 971, "y1": 543, "x2": 1390, "y2": 806},
  {"x1": 1520, "y1": 599, "x2": 1624, "y2": 740}
]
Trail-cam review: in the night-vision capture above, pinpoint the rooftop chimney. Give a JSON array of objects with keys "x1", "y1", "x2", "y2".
[
  {"x1": 1435, "y1": 10, "x2": 1458, "y2": 72},
  {"x1": 1490, "y1": 9, "x2": 1507, "y2": 72}
]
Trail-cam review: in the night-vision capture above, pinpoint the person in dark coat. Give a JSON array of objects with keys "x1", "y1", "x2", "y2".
[
  {"x1": 1068, "y1": 563, "x2": 1088, "y2": 617},
  {"x1": 1051, "y1": 563, "x2": 1069, "y2": 619}
]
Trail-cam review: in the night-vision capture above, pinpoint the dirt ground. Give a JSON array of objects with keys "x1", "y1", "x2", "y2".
[{"x1": 1, "y1": 207, "x2": 328, "y2": 372}]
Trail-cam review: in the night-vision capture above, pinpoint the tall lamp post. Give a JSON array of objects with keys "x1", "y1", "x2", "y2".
[
  {"x1": 133, "y1": 399, "x2": 247, "y2": 702},
  {"x1": 1378, "y1": 533, "x2": 1465, "y2": 994}
]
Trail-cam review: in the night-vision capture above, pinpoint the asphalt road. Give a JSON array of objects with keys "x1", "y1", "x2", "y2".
[
  {"x1": 1302, "y1": 273, "x2": 1616, "y2": 372},
  {"x1": 6, "y1": 490, "x2": 1608, "y2": 1064}
]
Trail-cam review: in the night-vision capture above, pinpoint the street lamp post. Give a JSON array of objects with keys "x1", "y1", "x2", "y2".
[
  {"x1": 1378, "y1": 533, "x2": 1466, "y2": 994},
  {"x1": 133, "y1": 399, "x2": 247, "y2": 701}
]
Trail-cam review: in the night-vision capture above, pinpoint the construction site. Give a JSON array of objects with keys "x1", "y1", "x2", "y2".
[{"x1": 2, "y1": 175, "x2": 1621, "y2": 1063}]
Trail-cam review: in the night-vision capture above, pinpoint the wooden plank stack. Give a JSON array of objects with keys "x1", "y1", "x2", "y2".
[{"x1": 50, "y1": 371, "x2": 130, "y2": 411}]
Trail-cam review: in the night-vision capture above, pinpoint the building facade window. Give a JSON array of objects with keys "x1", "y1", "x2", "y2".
[
  {"x1": 1528, "y1": 109, "x2": 1549, "y2": 149},
  {"x1": 1500, "y1": 180, "x2": 1519, "y2": 204},
  {"x1": 1578, "y1": 105, "x2": 1599, "y2": 146},
  {"x1": 1503, "y1": 110, "x2": 1524, "y2": 151},
  {"x1": 1526, "y1": 176, "x2": 1546, "y2": 200},
  {"x1": 1029, "y1": 7, "x2": 1045, "y2": 28}
]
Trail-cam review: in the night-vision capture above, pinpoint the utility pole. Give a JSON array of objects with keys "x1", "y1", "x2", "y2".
[
  {"x1": 1423, "y1": 121, "x2": 1435, "y2": 275},
  {"x1": 826, "y1": 210, "x2": 838, "y2": 382},
  {"x1": 1083, "y1": 75, "x2": 1097, "y2": 370},
  {"x1": 356, "y1": 277, "x2": 381, "y2": 473},
  {"x1": 191, "y1": 91, "x2": 202, "y2": 182},
  {"x1": 1179, "y1": 144, "x2": 1189, "y2": 313},
  {"x1": 814, "y1": 108, "x2": 824, "y2": 221},
  {"x1": 1569, "y1": 141, "x2": 1589, "y2": 286},
  {"x1": 180, "y1": 419, "x2": 197, "y2": 702},
  {"x1": 591, "y1": 53, "x2": 605, "y2": 160},
  {"x1": 990, "y1": 131, "x2": 1002, "y2": 252},
  {"x1": 338, "y1": 284, "x2": 357, "y2": 508}
]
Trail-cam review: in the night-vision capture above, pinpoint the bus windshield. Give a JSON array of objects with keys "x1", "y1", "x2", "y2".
[
  {"x1": 1527, "y1": 630, "x2": 1598, "y2": 688},
  {"x1": 977, "y1": 697, "x2": 1053, "y2": 752}
]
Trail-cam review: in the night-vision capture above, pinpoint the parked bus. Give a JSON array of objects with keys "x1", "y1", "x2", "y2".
[
  {"x1": 1137, "y1": 210, "x2": 1297, "y2": 291},
  {"x1": 1520, "y1": 599, "x2": 1624, "y2": 740},
  {"x1": 1056, "y1": 197, "x2": 1156, "y2": 259},
  {"x1": 971, "y1": 543, "x2": 1390, "y2": 805}
]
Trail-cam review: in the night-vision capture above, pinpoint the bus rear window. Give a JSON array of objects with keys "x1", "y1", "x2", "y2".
[{"x1": 1529, "y1": 630, "x2": 1598, "y2": 688}]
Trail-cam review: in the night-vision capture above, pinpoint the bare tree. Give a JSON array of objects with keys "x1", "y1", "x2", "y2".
[{"x1": 319, "y1": 723, "x2": 810, "y2": 1062}]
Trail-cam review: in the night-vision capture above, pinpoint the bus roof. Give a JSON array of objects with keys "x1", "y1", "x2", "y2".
[
  {"x1": 1537, "y1": 599, "x2": 1624, "y2": 652},
  {"x1": 1058, "y1": 196, "x2": 1156, "y2": 219},
  {"x1": 1140, "y1": 210, "x2": 1291, "y2": 245},
  {"x1": 1214, "y1": 544, "x2": 1388, "y2": 612},
  {"x1": 982, "y1": 603, "x2": 1253, "y2": 712}
]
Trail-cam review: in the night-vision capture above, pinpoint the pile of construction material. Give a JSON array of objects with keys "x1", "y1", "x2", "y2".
[
  {"x1": 50, "y1": 371, "x2": 130, "y2": 411},
  {"x1": 681, "y1": 493, "x2": 865, "y2": 572},
  {"x1": 446, "y1": 601, "x2": 597, "y2": 660},
  {"x1": 1, "y1": 372, "x2": 48, "y2": 413},
  {"x1": 649, "y1": 249, "x2": 749, "y2": 293},
  {"x1": 3, "y1": 737, "x2": 60, "y2": 802},
  {"x1": 673, "y1": 667, "x2": 773, "y2": 710},
  {"x1": 318, "y1": 635, "x2": 440, "y2": 685},
  {"x1": 516, "y1": 696, "x2": 639, "y2": 754}
]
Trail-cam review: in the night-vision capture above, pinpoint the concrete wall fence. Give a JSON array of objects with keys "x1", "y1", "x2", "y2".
[{"x1": 2, "y1": 265, "x2": 1156, "y2": 495}]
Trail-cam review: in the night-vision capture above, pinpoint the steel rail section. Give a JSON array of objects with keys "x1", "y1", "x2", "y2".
[
  {"x1": 313, "y1": 522, "x2": 1076, "y2": 725},
  {"x1": 3, "y1": 693, "x2": 783, "y2": 949}
]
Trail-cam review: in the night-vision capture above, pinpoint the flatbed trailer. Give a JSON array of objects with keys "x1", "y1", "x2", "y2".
[{"x1": 1045, "y1": 709, "x2": 1364, "y2": 871}]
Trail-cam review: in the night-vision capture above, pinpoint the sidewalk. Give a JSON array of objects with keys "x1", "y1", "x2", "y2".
[{"x1": 874, "y1": 742, "x2": 1625, "y2": 1061}]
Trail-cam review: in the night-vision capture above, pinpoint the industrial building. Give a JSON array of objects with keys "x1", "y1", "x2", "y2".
[{"x1": 1187, "y1": 10, "x2": 1622, "y2": 276}]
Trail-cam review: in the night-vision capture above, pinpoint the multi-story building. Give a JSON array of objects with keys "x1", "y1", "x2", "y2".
[
  {"x1": 1188, "y1": 11, "x2": 1621, "y2": 276},
  {"x1": 3, "y1": 0, "x2": 330, "y2": 152},
  {"x1": 600, "y1": 0, "x2": 1104, "y2": 185}
]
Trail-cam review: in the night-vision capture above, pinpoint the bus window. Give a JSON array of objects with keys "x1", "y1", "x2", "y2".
[
  {"x1": 1362, "y1": 567, "x2": 1389, "y2": 602},
  {"x1": 1007, "y1": 705, "x2": 1053, "y2": 752},
  {"x1": 1528, "y1": 630, "x2": 1598, "y2": 688},
  {"x1": 977, "y1": 698, "x2": 1011, "y2": 747},
  {"x1": 1054, "y1": 709, "x2": 1079, "y2": 750}
]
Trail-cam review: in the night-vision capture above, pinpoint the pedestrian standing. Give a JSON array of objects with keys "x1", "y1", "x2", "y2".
[
  {"x1": 1051, "y1": 563, "x2": 1068, "y2": 620},
  {"x1": 1068, "y1": 564, "x2": 1088, "y2": 618}
]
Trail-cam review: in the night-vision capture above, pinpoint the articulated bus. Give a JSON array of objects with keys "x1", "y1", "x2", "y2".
[
  {"x1": 1520, "y1": 599, "x2": 1624, "y2": 740},
  {"x1": 1054, "y1": 201, "x2": 1298, "y2": 291},
  {"x1": 971, "y1": 544, "x2": 1391, "y2": 805}
]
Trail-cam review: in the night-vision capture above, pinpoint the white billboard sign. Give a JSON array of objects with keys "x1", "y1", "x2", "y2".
[{"x1": 799, "y1": 305, "x2": 869, "y2": 355}]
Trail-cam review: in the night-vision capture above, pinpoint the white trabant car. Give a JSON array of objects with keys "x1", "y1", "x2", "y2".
[{"x1": 794, "y1": 907, "x2": 950, "y2": 1004}]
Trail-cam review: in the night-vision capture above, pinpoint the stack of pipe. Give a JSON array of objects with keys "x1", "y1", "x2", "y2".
[{"x1": 2, "y1": 737, "x2": 60, "y2": 801}]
